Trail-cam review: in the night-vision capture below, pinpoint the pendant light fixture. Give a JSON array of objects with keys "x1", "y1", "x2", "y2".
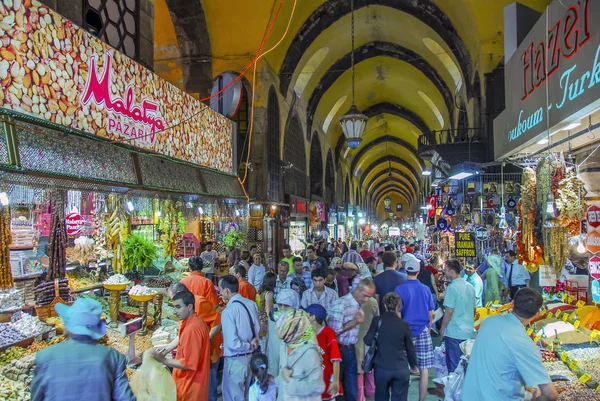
[{"x1": 339, "y1": 0, "x2": 368, "y2": 149}]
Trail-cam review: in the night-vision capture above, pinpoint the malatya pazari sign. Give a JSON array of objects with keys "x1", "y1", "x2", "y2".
[
  {"x1": 0, "y1": 0, "x2": 233, "y2": 173},
  {"x1": 494, "y1": 0, "x2": 600, "y2": 160}
]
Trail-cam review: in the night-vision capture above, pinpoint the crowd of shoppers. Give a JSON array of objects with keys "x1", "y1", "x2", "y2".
[{"x1": 30, "y1": 237, "x2": 557, "y2": 401}]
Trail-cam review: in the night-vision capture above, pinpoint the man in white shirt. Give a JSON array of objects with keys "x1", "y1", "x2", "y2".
[
  {"x1": 200, "y1": 242, "x2": 218, "y2": 281},
  {"x1": 502, "y1": 250, "x2": 531, "y2": 300}
]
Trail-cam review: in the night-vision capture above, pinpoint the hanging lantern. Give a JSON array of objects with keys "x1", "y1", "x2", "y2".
[
  {"x1": 338, "y1": 0, "x2": 368, "y2": 149},
  {"x1": 384, "y1": 197, "x2": 392, "y2": 208},
  {"x1": 339, "y1": 105, "x2": 368, "y2": 149}
]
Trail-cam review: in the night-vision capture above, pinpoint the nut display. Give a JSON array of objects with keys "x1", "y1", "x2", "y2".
[
  {"x1": 0, "y1": 346, "x2": 28, "y2": 366},
  {"x1": 10, "y1": 313, "x2": 45, "y2": 337},
  {"x1": 1, "y1": 353, "x2": 35, "y2": 386},
  {"x1": 146, "y1": 277, "x2": 172, "y2": 288},
  {"x1": 0, "y1": 374, "x2": 30, "y2": 400},
  {"x1": 0, "y1": 288, "x2": 23, "y2": 312}
]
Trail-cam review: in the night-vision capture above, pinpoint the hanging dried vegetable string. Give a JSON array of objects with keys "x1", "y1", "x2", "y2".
[
  {"x1": 556, "y1": 168, "x2": 588, "y2": 235},
  {"x1": 517, "y1": 168, "x2": 543, "y2": 272},
  {"x1": 543, "y1": 223, "x2": 568, "y2": 275},
  {"x1": 47, "y1": 202, "x2": 67, "y2": 281},
  {"x1": 0, "y1": 206, "x2": 14, "y2": 289}
]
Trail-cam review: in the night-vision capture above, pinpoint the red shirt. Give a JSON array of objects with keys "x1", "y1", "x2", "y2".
[
  {"x1": 174, "y1": 315, "x2": 210, "y2": 401},
  {"x1": 359, "y1": 250, "x2": 373, "y2": 260},
  {"x1": 425, "y1": 264, "x2": 439, "y2": 275},
  {"x1": 317, "y1": 326, "x2": 343, "y2": 399}
]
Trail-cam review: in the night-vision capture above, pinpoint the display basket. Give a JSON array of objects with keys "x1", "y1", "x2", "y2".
[
  {"x1": 35, "y1": 279, "x2": 73, "y2": 320},
  {"x1": 103, "y1": 282, "x2": 130, "y2": 292},
  {"x1": 129, "y1": 293, "x2": 156, "y2": 303}
]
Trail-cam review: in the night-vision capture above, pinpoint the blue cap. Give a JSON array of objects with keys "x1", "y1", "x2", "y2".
[{"x1": 303, "y1": 304, "x2": 327, "y2": 322}]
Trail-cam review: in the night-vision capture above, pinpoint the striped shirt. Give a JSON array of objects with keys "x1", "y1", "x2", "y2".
[
  {"x1": 327, "y1": 293, "x2": 362, "y2": 346},
  {"x1": 300, "y1": 286, "x2": 339, "y2": 310},
  {"x1": 341, "y1": 250, "x2": 364, "y2": 265}
]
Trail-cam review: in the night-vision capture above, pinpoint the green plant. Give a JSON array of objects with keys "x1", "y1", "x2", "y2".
[
  {"x1": 223, "y1": 229, "x2": 246, "y2": 249},
  {"x1": 123, "y1": 234, "x2": 157, "y2": 271}
]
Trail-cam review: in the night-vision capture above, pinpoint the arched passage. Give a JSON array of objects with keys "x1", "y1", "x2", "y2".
[
  {"x1": 283, "y1": 116, "x2": 307, "y2": 198},
  {"x1": 310, "y1": 135, "x2": 323, "y2": 198},
  {"x1": 267, "y1": 87, "x2": 281, "y2": 202},
  {"x1": 325, "y1": 151, "x2": 335, "y2": 206}
]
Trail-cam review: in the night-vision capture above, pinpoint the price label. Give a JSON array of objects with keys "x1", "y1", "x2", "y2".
[
  {"x1": 569, "y1": 360, "x2": 578, "y2": 370},
  {"x1": 562, "y1": 313, "x2": 570, "y2": 322},
  {"x1": 561, "y1": 351, "x2": 569, "y2": 362},
  {"x1": 547, "y1": 312, "x2": 554, "y2": 319},
  {"x1": 10, "y1": 311, "x2": 22, "y2": 323},
  {"x1": 577, "y1": 300, "x2": 586, "y2": 308},
  {"x1": 526, "y1": 328, "x2": 534, "y2": 336},
  {"x1": 568, "y1": 295, "x2": 575, "y2": 303},
  {"x1": 574, "y1": 320, "x2": 581, "y2": 329},
  {"x1": 580, "y1": 373, "x2": 592, "y2": 384},
  {"x1": 590, "y1": 330, "x2": 599, "y2": 340},
  {"x1": 534, "y1": 335, "x2": 542, "y2": 343},
  {"x1": 555, "y1": 310, "x2": 562, "y2": 318},
  {"x1": 493, "y1": 300, "x2": 500, "y2": 305},
  {"x1": 562, "y1": 293, "x2": 568, "y2": 302},
  {"x1": 485, "y1": 301, "x2": 492, "y2": 308}
]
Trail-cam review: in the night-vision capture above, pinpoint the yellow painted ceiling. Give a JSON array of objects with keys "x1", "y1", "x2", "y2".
[
  {"x1": 376, "y1": 192, "x2": 408, "y2": 220},
  {"x1": 353, "y1": 143, "x2": 422, "y2": 175},
  {"x1": 367, "y1": 173, "x2": 416, "y2": 199},
  {"x1": 362, "y1": 162, "x2": 418, "y2": 193}
]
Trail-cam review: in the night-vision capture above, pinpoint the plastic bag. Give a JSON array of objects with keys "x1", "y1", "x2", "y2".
[
  {"x1": 432, "y1": 343, "x2": 448, "y2": 379},
  {"x1": 433, "y1": 355, "x2": 467, "y2": 401},
  {"x1": 130, "y1": 351, "x2": 177, "y2": 401}
]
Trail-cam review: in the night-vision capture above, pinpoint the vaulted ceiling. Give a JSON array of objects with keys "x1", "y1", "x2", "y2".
[{"x1": 154, "y1": 0, "x2": 551, "y2": 214}]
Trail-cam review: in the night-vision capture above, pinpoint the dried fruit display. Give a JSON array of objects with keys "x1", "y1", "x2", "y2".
[
  {"x1": 517, "y1": 168, "x2": 543, "y2": 272},
  {"x1": 47, "y1": 206, "x2": 66, "y2": 280},
  {"x1": 0, "y1": 206, "x2": 14, "y2": 289},
  {"x1": 0, "y1": 374, "x2": 30, "y2": 400},
  {"x1": 106, "y1": 210, "x2": 127, "y2": 273}
]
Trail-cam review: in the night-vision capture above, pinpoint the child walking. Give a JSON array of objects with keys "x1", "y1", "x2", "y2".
[{"x1": 249, "y1": 353, "x2": 278, "y2": 401}]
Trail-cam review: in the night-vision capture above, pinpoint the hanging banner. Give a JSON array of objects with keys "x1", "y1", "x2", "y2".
[
  {"x1": 0, "y1": 1, "x2": 233, "y2": 172},
  {"x1": 454, "y1": 232, "x2": 476, "y2": 257},
  {"x1": 589, "y1": 255, "x2": 600, "y2": 281}
]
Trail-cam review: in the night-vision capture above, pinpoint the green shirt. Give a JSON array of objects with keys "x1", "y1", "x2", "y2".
[
  {"x1": 281, "y1": 256, "x2": 296, "y2": 275},
  {"x1": 444, "y1": 277, "x2": 476, "y2": 340}
]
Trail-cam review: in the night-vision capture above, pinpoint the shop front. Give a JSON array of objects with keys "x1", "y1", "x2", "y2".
[
  {"x1": 288, "y1": 196, "x2": 308, "y2": 255},
  {"x1": 0, "y1": 2, "x2": 246, "y2": 390}
]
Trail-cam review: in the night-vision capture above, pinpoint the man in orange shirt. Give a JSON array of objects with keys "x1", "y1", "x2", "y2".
[
  {"x1": 153, "y1": 290, "x2": 210, "y2": 401},
  {"x1": 233, "y1": 265, "x2": 257, "y2": 301},
  {"x1": 181, "y1": 256, "x2": 220, "y2": 307},
  {"x1": 167, "y1": 283, "x2": 223, "y2": 401}
]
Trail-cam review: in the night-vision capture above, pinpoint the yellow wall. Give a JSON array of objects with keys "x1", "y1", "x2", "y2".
[
  {"x1": 376, "y1": 193, "x2": 409, "y2": 222},
  {"x1": 153, "y1": 0, "x2": 184, "y2": 90}
]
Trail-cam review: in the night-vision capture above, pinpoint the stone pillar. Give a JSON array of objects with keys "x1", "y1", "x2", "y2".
[
  {"x1": 244, "y1": 107, "x2": 269, "y2": 201},
  {"x1": 138, "y1": 0, "x2": 154, "y2": 70}
]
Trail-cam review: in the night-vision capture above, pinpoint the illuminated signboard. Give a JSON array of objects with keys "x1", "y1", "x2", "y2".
[
  {"x1": 0, "y1": 1, "x2": 233, "y2": 173},
  {"x1": 494, "y1": 0, "x2": 600, "y2": 159},
  {"x1": 455, "y1": 232, "x2": 476, "y2": 258}
]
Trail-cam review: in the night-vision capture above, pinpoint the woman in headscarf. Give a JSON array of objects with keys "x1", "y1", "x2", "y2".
[
  {"x1": 267, "y1": 289, "x2": 299, "y2": 384},
  {"x1": 275, "y1": 309, "x2": 325, "y2": 401},
  {"x1": 482, "y1": 253, "x2": 503, "y2": 304}
]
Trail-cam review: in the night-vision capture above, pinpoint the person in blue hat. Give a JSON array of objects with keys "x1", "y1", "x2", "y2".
[
  {"x1": 30, "y1": 298, "x2": 135, "y2": 401},
  {"x1": 304, "y1": 304, "x2": 342, "y2": 401}
]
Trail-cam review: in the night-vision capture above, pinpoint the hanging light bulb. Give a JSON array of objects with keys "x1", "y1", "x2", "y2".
[
  {"x1": 126, "y1": 201, "x2": 134, "y2": 212},
  {"x1": 198, "y1": 206, "x2": 204, "y2": 215},
  {"x1": 577, "y1": 236, "x2": 586, "y2": 254},
  {"x1": 0, "y1": 192, "x2": 8, "y2": 206}
]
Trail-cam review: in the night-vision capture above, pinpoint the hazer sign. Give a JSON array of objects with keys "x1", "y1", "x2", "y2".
[
  {"x1": 494, "y1": 0, "x2": 600, "y2": 159},
  {"x1": 81, "y1": 53, "x2": 165, "y2": 145}
]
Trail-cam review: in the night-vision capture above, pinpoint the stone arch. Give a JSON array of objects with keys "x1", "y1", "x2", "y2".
[
  {"x1": 164, "y1": 0, "x2": 213, "y2": 98},
  {"x1": 283, "y1": 115, "x2": 307, "y2": 198},
  {"x1": 310, "y1": 134, "x2": 324, "y2": 198},
  {"x1": 267, "y1": 86, "x2": 281, "y2": 202},
  {"x1": 325, "y1": 151, "x2": 335, "y2": 206}
]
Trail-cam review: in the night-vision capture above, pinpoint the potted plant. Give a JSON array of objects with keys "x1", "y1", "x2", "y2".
[{"x1": 123, "y1": 234, "x2": 158, "y2": 280}]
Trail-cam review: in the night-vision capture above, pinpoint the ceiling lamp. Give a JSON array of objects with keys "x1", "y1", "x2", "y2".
[
  {"x1": 339, "y1": 0, "x2": 368, "y2": 149},
  {"x1": 448, "y1": 162, "x2": 480, "y2": 180},
  {"x1": 384, "y1": 197, "x2": 392, "y2": 208}
]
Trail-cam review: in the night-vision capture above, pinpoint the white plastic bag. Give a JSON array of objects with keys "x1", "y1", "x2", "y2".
[
  {"x1": 432, "y1": 343, "x2": 448, "y2": 379},
  {"x1": 433, "y1": 355, "x2": 467, "y2": 401}
]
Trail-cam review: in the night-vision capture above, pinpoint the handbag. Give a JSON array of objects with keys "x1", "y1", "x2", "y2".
[
  {"x1": 233, "y1": 300, "x2": 262, "y2": 354},
  {"x1": 361, "y1": 318, "x2": 382, "y2": 373}
]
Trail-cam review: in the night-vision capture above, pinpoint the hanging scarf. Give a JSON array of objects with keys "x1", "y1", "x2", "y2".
[{"x1": 275, "y1": 309, "x2": 315, "y2": 348}]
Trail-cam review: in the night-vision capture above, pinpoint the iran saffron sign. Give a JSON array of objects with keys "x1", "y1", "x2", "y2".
[{"x1": 0, "y1": 1, "x2": 233, "y2": 173}]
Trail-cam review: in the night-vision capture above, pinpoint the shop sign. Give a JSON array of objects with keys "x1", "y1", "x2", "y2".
[
  {"x1": 493, "y1": 0, "x2": 600, "y2": 159},
  {"x1": 389, "y1": 227, "x2": 400, "y2": 236},
  {"x1": 455, "y1": 232, "x2": 476, "y2": 257},
  {"x1": 587, "y1": 205, "x2": 600, "y2": 228},
  {"x1": 590, "y1": 255, "x2": 600, "y2": 280},
  {"x1": 65, "y1": 213, "x2": 92, "y2": 237},
  {"x1": 289, "y1": 196, "x2": 307, "y2": 215},
  {"x1": 474, "y1": 227, "x2": 490, "y2": 241},
  {"x1": 587, "y1": 231, "x2": 600, "y2": 254},
  {"x1": 0, "y1": 1, "x2": 233, "y2": 172},
  {"x1": 591, "y1": 279, "x2": 600, "y2": 305}
]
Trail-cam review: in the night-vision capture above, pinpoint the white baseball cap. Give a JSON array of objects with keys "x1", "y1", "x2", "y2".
[
  {"x1": 405, "y1": 258, "x2": 421, "y2": 273},
  {"x1": 400, "y1": 253, "x2": 418, "y2": 264}
]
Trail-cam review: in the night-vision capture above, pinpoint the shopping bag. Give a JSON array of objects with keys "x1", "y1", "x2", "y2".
[
  {"x1": 130, "y1": 351, "x2": 177, "y2": 401},
  {"x1": 433, "y1": 355, "x2": 467, "y2": 401}
]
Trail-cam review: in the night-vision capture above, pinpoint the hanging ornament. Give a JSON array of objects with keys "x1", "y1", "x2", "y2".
[
  {"x1": 507, "y1": 196, "x2": 517, "y2": 209},
  {"x1": 437, "y1": 218, "x2": 448, "y2": 231}
]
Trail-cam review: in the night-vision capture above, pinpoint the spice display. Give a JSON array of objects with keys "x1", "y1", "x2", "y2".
[
  {"x1": 556, "y1": 169, "x2": 588, "y2": 235},
  {"x1": 0, "y1": 374, "x2": 30, "y2": 400},
  {"x1": 47, "y1": 206, "x2": 66, "y2": 281},
  {"x1": 120, "y1": 306, "x2": 141, "y2": 315},
  {"x1": 66, "y1": 267, "x2": 100, "y2": 291},
  {"x1": 25, "y1": 335, "x2": 66, "y2": 354},
  {"x1": 107, "y1": 211, "x2": 127, "y2": 274},
  {"x1": 129, "y1": 285, "x2": 156, "y2": 296},
  {"x1": 0, "y1": 288, "x2": 23, "y2": 312},
  {"x1": 0, "y1": 206, "x2": 14, "y2": 290},
  {"x1": 146, "y1": 277, "x2": 172, "y2": 288},
  {"x1": 0, "y1": 324, "x2": 26, "y2": 347},
  {"x1": 541, "y1": 349, "x2": 557, "y2": 362},
  {"x1": 0, "y1": 347, "x2": 28, "y2": 366},
  {"x1": 34, "y1": 279, "x2": 71, "y2": 306}
]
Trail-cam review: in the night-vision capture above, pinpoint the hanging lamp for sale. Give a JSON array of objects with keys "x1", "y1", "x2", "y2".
[{"x1": 339, "y1": 0, "x2": 368, "y2": 149}]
